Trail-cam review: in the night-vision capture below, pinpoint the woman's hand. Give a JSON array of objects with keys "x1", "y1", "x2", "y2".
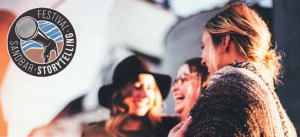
[{"x1": 168, "y1": 116, "x2": 192, "y2": 137}]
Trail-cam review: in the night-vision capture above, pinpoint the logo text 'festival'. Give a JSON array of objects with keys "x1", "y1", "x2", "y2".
[{"x1": 7, "y1": 8, "x2": 76, "y2": 76}]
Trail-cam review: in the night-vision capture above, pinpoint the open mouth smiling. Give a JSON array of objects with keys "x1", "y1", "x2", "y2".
[{"x1": 174, "y1": 94, "x2": 185, "y2": 101}]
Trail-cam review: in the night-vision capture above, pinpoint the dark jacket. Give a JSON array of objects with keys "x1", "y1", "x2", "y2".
[
  {"x1": 82, "y1": 116, "x2": 180, "y2": 137},
  {"x1": 187, "y1": 62, "x2": 297, "y2": 137}
]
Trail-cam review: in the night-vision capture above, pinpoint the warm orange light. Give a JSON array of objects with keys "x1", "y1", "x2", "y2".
[{"x1": 0, "y1": 10, "x2": 16, "y2": 137}]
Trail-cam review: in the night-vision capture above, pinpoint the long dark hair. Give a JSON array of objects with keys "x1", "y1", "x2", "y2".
[{"x1": 185, "y1": 57, "x2": 210, "y2": 89}]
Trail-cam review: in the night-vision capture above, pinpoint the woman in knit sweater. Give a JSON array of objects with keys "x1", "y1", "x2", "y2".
[{"x1": 169, "y1": 3, "x2": 297, "y2": 137}]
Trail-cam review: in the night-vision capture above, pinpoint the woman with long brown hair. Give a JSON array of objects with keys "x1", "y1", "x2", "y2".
[
  {"x1": 169, "y1": 3, "x2": 297, "y2": 137},
  {"x1": 83, "y1": 55, "x2": 180, "y2": 137}
]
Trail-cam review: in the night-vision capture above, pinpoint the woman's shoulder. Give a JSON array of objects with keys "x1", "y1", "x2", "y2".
[
  {"x1": 206, "y1": 67, "x2": 271, "y2": 104},
  {"x1": 217, "y1": 62, "x2": 273, "y2": 89},
  {"x1": 159, "y1": 116, "x2": 181, "y2": 133},
  {"x1": 209, "y1": 63, "x2": 270, "y2": 93},
  {"x1": 82, "y1": 120, "x2": 109, "y2": 137},
  {"x1": 161, "y1": 115, "x2": 180, "y2": 125},
  {"x1": 161, "y1": 115, "x2": 180, "y2": 121},
  {"x1": 153, "y1": 116, "x2": 180, "y2": 136}
]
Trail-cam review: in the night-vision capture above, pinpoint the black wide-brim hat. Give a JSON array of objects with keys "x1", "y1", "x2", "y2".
[{"x1": 98, "y1": 55, "x2": 172, "y2": 108}]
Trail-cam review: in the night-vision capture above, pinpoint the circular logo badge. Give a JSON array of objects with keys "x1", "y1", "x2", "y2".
[{"x1": 7, "y1": 8, "x2": 76, "y2": 76}]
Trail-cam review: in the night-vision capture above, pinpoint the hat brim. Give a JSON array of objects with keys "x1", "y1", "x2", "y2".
[
  {"x1": 98, "y1": 72, "x2": 171, "y2": 108},
  {"x1": 146, "y1": 72, "x2": 172, "y2": 100},
  {"x1": 98, "y1": 84, "x2": 115, "y2": 108}
]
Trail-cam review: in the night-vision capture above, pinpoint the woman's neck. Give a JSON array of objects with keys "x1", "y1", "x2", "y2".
[
  {"x1": 218, "y1": 44, "x2": 251, "y2": 70},
  {"x1": 121, "y1": 116, "x2": 143, "y2": 131}
]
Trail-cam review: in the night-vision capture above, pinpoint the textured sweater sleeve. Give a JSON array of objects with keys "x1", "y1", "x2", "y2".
[{"x1": 186, "y1": 72, "x2": 271, "y2": 137}]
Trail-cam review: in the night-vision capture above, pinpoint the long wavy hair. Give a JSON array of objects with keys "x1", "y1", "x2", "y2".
[
  {"x1": 105, "y1": 75, "x2": 162, "y2": 137},
  {"x1": 204, "y1": 3, "x2": 282, "y2": 84}
]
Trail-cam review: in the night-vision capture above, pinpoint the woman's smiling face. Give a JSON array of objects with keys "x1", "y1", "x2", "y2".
[
  {"x1": 172, "y1": 64, "x2": 201, "y2": 121},
  {"x1": 124, "y1": 73, "x2": 157, "y2": 116}
]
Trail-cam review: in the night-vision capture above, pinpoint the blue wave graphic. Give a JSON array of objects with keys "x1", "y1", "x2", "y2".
[
  {"x1": 23, "y1": 42, "x2": 44, "y2": 51},
  {"x1": 21, "y1": 21, "x2": 63, "y2": 52}
]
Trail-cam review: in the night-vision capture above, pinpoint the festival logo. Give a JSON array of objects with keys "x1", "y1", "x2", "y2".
[{"x1": 7, "y1": 8, "x2": 76, "y2": 76}]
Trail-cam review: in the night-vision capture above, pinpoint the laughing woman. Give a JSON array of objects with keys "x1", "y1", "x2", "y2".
[
  {"x1": 169, "y1": 3, "x2": 297, "y2": 137},
  {"x1": 172, "y1": 58, "x2": 209, "y2": 122}
]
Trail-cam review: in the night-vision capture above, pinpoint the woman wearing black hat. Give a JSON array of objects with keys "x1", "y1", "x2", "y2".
[{"x1": 82, "y1": 55, "x2": 180, "y2": 137}]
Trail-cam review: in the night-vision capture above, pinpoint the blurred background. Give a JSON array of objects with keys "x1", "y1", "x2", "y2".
[{"x1": 0, "y1": 0, "x2": 299, "y2": 136}]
